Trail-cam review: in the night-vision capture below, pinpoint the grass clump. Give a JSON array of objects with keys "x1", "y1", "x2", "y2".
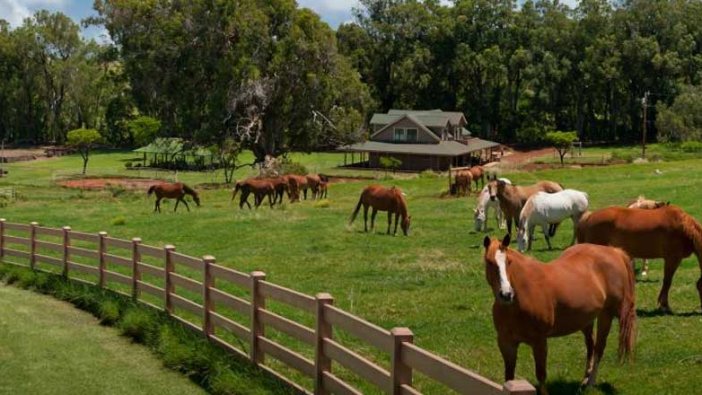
[
  {"x1": 111, "y1": 216, "x2": 127, "y2": 226},
  {"x1": 313, "y1": 199, "x2": 331, "y2": 208},
  {"x1": 99, "y1": 299, "x2": 121, "y2": 325},
  {"x1": 119, "y1": 307, "x2": 159, "y2": 344}
]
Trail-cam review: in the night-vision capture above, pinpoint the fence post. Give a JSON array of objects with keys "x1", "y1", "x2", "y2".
[
  {"x1": 30, "y1": 222, "x2": 38, "y2": 269},
  {"x1": 62, "y1": 226, "x2": 71, "y2": 278},
  {"x1": 0, "y1": 218, "x2": 5, "y2": 259},
  {"x1": 314, "y1": 292, "x2": 334, "y2": 395},
  {"x1": 249, "y1": 271, "x2": 266, "y2": 364},
  {"x1": 503, "y1": 380, "x2": 537, "y2": 395},
  {"x1": 203, "y1": 255, "x2": 215, "y2": 338},
  {"x1": 98, "y1": 231, "x2": 107, "y2": 288},
  {"x1": 131, "y1": 237, "x2": 141, "y2": 300},
  {"x1": 164, "y1": 245, "x2": 176, "y2": 314},
  {"x1": 390, "y1": 327, "x2": 414, "y2": 394}
]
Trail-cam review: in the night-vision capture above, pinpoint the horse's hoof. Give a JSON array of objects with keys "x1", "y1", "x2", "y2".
[{"x1": 658, "y1": 305, "x2": 672, "y2": 314}]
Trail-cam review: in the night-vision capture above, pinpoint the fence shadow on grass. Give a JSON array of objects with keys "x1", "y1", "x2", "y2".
[{"x1": 547, "y1": 379, "x2": 618, "y2": 395}]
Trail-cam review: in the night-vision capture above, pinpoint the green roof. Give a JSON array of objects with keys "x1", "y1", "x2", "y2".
[{"x1": 338, "y1": 138, "x2": 499, "y2": 157}]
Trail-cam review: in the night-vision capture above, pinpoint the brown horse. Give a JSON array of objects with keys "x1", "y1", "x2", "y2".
[
  {"x1": 306, "y1": 174, "x2": 322, "y2": 199},
  {"x1": 577, "y1": 205, "x2": 702, "y2": 312},
  {"x1": 484, "y1": 235, "x2": 636, "y2": 394},
  {"x1": 317, "y1": 180, "x2": 329, "y2": 199},
  {"x1": 625, "y1": 196, "x2": 670, "y2": 276},
  {"x1": 147, "y1": 182, "x2": 200, "y2": 213},
  {"x1": 285, "y1": 174, "x2": 309, "y2": 202},
  {"x1": 262, "y1": 177, "x2": 290, "y2": 205},
  {"x1": 487, "y1": 179, "x2": 563, "y2": 234},
  {"x1": 231, "y1": 179, "x2": 274, "y2": 209},
  {"x1": 467, "y1": 165, "x2": 485, "y2": 189},
  {"x1": 349, "y1": 185, "x2": 411, "y2": 236},
  {"x1": 452, "y1": 170, "x2": 473, "y2": 196}
]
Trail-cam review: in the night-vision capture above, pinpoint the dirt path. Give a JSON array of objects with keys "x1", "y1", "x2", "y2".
[{"x1": 500, "y1": 147, "x2": 555, "y2": 164}]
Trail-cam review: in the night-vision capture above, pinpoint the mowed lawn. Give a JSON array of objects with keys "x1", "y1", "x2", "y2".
[
  {"x1": 2, "y1": 151, "x2": 702, "y2": 394},
  {"x1": 0, "y1": 284, "x2": 204, "y2": 395}
]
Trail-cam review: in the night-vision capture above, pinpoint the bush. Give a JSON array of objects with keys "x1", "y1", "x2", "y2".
[
  {"x1": 419, "y1": 170, "x2": 439, "y2": 178},
  {"x1": 125, "y1": 161, "x2": 133, "y2": 169},
  {"x1": 279, "y1": 158, "x2": 307, "y2": 175},
  {"x1": 111, "y1": 216, "x2": 127, "y2": 226},
  {"x1": 680, "y1": 141, "x2": 702, "y2": 152},
  {"x1": 610, "y1": 151, "x2": 635, "y2": 163},
  {"x1": 516, "y1": 126, "x2": 547, "y2": 146},
  {"x1": 313, "y1": 199, "x2": 331, "y2": 208},
  {"x1": 119, "y1": 308, "x2": 158, "y2": 344},
  {"x1": 99, "y1": 299, "x2": 121, "y2": 325}
]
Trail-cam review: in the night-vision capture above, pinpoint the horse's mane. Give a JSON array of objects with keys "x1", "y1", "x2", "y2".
[
  {"x1": 678, "y1": 206, "x2": 702, "y2": 259},
  {"x1": 519, "y1": 195, "x2": 535, "y2": 221},
  {"x1": 182, "y1": 183, "x2": 198, "y2": 197}
]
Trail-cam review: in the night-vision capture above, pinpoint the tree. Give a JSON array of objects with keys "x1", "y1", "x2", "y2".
[
  {"x1": 212, "y1": 138, "x2": 243, "y2": 184},
  {"x1": 66, "y1": 128, "x2": 103, "y2": 174},
  {"x1": 545, "y1": 131, "x2": 578, "y2": 165},
  {"x1": 379, "y1": 156, "x2": 402, "y2": 176},
  {"x1": 656, "y1": 85, "x2": 702, "y2": 142},
  {"x1": 127, "y1": 116, "x2": 161, "y2": 147}
]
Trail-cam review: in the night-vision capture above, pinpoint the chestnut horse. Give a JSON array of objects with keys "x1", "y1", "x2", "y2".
[
  {"x1": 349, "y1": 185, "x2": 411, "y2": 236},
  {"x1": 487, "y1": 179, "x2": 563, "y2": 234},
  {"x1": 577, "y1": 205, "x2": 702, "y2": 312},
  {"x1": 467, "y1": 165, "x2": 485, "y2": 189},
  {"x1": 263, "y1": 177, "x2": 290, "y2": 205},
  {"x1": 484, "y1": 235, "x2": 636, "y2": 394},
  {"x1": 147, "y1": 182, "x2": 200, "y2": 213},
  {"x1": 306, "y1": 174, "x2": 322, "y2": 200},
  {"x1": 452, "y1": 170, "x2": 473, "y2": 196},
  {"x1": 626, "y1": 196, "x2": 670, "y2": 276},
  {"x1": 285, "y1": 174, "x2": 309, "y2": 202},
  {"x1": 317, "y1": 180, "x2": 329, "y2": 199},
  {"x1": 231, "y1": 179, "x2": 274, "y2": 209}
]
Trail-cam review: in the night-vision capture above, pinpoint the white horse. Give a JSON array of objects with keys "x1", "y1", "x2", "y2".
[
  {"x1": 474, "y1": 178, "x2": 511, "y2": 232},
  {"x1": 517, "y1": 189, "x2": 589, "y2": 251}
]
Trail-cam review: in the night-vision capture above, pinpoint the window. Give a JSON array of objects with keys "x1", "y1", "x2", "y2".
[
  {"x1": 394, "y1": 128, "x2": 406, "y2": 141},
  {"x1": 406, "y1": 128, "x2": 417, "y2": 142}
]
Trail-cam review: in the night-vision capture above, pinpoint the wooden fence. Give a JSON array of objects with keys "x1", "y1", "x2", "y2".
[{"x1": 0, "y1": 219, "x2": 535, "y2": 395}]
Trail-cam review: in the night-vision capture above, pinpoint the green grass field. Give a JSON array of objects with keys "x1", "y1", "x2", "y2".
[
  {"x1": 1, "y1": 150, "x2": 702, "y2": 394},
  {"x1": 0, "y1": 284, "x2": 205, "y2": 395}
]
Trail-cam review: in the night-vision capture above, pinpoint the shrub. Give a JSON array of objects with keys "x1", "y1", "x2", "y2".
[
  {"x1": 125, "y1": 161, "x2": 133, "y2": 168},
  {"x1": 119, "y1": 307, "x2": 158, "y2": 344},
  {"x1": 680, "y1": 141, "x2": 702, "y2": 152},
  {"x1": 313, "y1": 199, "x2": 331, "y2": 208},
  {"x1": 419, "y1": 170, "x2": 439, "y2": 179},
  {"x1": 516, "y1": 126, "x2": 546, "y2": 146},
  {"x1": 99, "y1": 299, "x2": 121, "y2": 325},
  {"x1": 279, "y1": 158, "x2": 307, "y2": 175},
  {"x1": 111, "y1": 216, "x2": 127, "y2": 226},
  {"x1": 610, "y1": 151, "x2": 635, "y2": 163}
]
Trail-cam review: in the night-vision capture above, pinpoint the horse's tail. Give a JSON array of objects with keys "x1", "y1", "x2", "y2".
[
  {"x1": 349, "y1": 195, "x2": 363, "y2": 225},
  {"x1": 147, "y1": 185, "x2": 156, "y2": 196},
  {"x1": 231, "y1": 183, "x2": 241, "y2": 202},
  {"x1": 617, "y1": 247, "x2": 637, "y2": 363},
  {"x1": 575, "y1": 210, "x2": 593, "y2": 243},
  {"x1": 679, "y1": 208, "x2": 702, "y2": 261}
]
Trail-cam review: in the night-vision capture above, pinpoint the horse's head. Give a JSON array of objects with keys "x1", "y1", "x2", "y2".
[
  {"x1": 192, "y1": 192, "x2": 201, "y2": 206},
  {"x1": 483, "y1": 234, "x2": 515, "y2": 304},
  {"x1": 487, "y1": 180, "x2": 502, "y2": 201},
  {"x1": 401, "y1": 215, "x2": 411, "y2": 236},
  {"x1": 474, "y1": 208, "x2": 486, "y2": 232}
]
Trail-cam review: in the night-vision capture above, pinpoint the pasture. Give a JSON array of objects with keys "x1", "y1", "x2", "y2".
[
  {"x1": 1, "y1": 150, "x2": 702, "y2": 394},
  {"x1": 0, "y1": 284, "x2": 204, "y2": 395}
]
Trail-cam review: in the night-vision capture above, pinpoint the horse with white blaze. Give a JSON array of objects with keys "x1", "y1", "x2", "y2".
[
  {"x1": 474, "y1": 178, "x2": 511, "y2": 232},
  {"x1": 517, "y1": 189, "x2": 589, "y2": 251}
]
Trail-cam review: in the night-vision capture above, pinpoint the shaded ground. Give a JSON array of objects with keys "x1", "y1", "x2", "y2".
[
  {"x1": 58, "y1": 177, "x2": 164, "y2": 190},
  {"x1": 0, "y1": 284, "x2": 204, "y2": 395},
  {"x1": 500, "y1": 147, "x2": 556, "y2": 164}
]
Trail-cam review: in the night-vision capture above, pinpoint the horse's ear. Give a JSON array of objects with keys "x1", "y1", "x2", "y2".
[
  {"x1": 501, "y1": 234, "x2": 511, "y2": 248},
  {"x1": 483, "y1": 236, "x2": 491, "y2": 249}
]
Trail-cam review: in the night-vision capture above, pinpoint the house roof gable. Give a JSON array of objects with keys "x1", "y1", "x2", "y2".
[{"x1": 370, "y1": 114, "x2": 441, "y2": 141}]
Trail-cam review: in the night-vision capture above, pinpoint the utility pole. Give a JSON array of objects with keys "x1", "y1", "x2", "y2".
[{"x1": 641, "y1": 91, "x2": 650, "y2": 159}]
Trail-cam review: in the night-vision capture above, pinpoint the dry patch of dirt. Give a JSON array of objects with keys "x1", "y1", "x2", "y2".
[{"x1": 58, "y1": 177, "x2": 165, "y2": 190}]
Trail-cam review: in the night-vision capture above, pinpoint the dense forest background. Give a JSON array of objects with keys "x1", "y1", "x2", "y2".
[{"x1": 2, "y1": 0, "x2": 702, "y2": 156}]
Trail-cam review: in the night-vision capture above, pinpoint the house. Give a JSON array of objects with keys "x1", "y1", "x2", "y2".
[{"x1": 339, "y1": 109, "x2": 500, "y2": 171}]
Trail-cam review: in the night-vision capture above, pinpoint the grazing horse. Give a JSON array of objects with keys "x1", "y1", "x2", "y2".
[
  {"x1": 452, "y1": 171, "x2": 473, "y2": 196},
  {"x1": 306, "y1": 174, "x2": 322, "y2": 199},
  {"x1": 147, "y1": 182, "x2": 200, "y2": 213},
  {"x1": 517, "y1": 189, "x2": 589, "y2": 251},
  {"x1": 349, "y1": 185, "x2": 411, "y2": 236},
  {"x1": 474, "y1": 178, "x2": 511, "y2": 232},
  {"x1": 285, "y1": 174, "x2": 309, "y2": 202},
  {"x1": 317, "y1": 180, "x2": 329, "y2": 199},
  {"x1": 626, "y1": 196, "x2": 670, "y2": 276},
  {"x1": 484, "y1": 235, "x2": 636, "y2": 394},
  {"x1": 487, "y1": 179, "x2": 564, "y2": 234},
  {"x1": 577, "y1": 205, "x2": 702, "y2": 312},
  {"x1": 231, "y1": 179, "x2": 274, "y2": 209},
  {"x1": 467, "y1": 165, "x2": 485, "y2": 189},
  {"x1": 263, "y1": 177, "x2": 290, "y2": 205}
]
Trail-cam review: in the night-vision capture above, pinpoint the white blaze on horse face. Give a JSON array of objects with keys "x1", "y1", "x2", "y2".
[{"x1": 495, "y1": 249, "x2": 513, "y2": 297}]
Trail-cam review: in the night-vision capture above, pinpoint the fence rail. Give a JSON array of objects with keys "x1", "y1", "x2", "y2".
[{"x1": 0, "y1": 218, "x2": 535, "y2": 395}]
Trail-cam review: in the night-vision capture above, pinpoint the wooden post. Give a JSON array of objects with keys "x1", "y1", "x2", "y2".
[
  {"x1": 249, "y1": 271, "x2": 266, "y2": 364},
  {"x1": 503, "y1": 380, "x2": 537, "y2": 395},
  {"x1": 131, "y1": 237, "x2": 141, "y2": 300},
  {"x1": 314, "y1": 292, "x2": 334, "y2": 395},
  {"x1": 390, "y1": 327, "x2": 414, "y2": 394},
  {"x1": 98, "y1": 231, "x2": 107, "y2": 287},
  {"x1": 203, "y1": 255, "x2": 215, "y2": 338},
  {"x1": 62, "y1": 226, "x2": 71, "y2": 278},
  {"x1": 447, "y1": 166, "x2": 452, "y2": 194},
  {"x1": 0, "y1": 218, "x2": 5, "y2": 259},
  {"x1": 164, "y1": 245, "x2": 176, "y2": 314},
  {"x1": 30, "y1": 222, "x2": 38, "y2": 269}
]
